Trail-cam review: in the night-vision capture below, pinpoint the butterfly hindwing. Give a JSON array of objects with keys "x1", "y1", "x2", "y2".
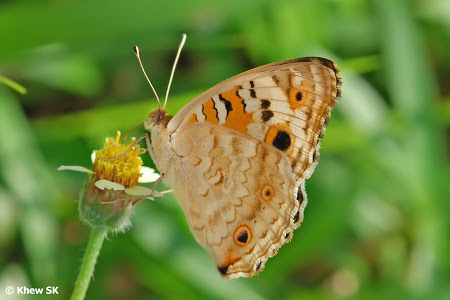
[{"x1": 170, "y1": 123, "x2": 299, "y2": 278}]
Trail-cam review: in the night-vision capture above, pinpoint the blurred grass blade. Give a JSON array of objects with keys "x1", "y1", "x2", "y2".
[
  {"x1": 0, "y1": 75, "x2": 27, "y2": 94},
  {"x1": 376, "y1": 0, "x2": 445, "y2": 293},
  {"x1": 0, "y1": 87, "x2": 57, "y2": 284}
]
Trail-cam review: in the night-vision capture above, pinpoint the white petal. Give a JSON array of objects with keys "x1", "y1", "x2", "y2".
[
  {"x1": 95, "y1": 179, "x2": 125, "y2": 191},
  {"x1": 124, "y1": 186, "x2": 153, "y2": 196},
  {"x1": 57, "y1": 165, "x2": 95, "y2": 174},
  {"x1": 91, "y1": 151, "x2": 97, "y2": 164},
  {"x1": 138, "y1": 166, "x2": 160, "y2": 183}
]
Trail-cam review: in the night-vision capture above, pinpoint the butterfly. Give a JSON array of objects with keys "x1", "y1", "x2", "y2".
[{"x1": 139, "y1": 35, "x2": 341, "y2": 279}]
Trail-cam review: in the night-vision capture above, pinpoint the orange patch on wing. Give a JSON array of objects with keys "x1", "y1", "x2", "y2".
[
  {"x1": 223, "y1": 248, "x2": 242, "y2": 266},
  {"x1": 185, "y1": 113, "x2": 198, "y2": 126},
  {"x1": 203, "y1": 99, "x2": 219, "y2": 124},
  {"x1": 222, "y1": 87, "x2": 254, "y2": 135},
  {"x1": 287, "y1": 88, "x2": 309, "y2": 110}
]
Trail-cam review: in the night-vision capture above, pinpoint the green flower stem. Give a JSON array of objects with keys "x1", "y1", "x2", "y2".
[{"x1": 71, "y1": 226, "x2": 108, "y2": 300}]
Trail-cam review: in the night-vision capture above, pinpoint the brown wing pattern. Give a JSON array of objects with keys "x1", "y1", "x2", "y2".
[
  {"x1": 168, "y1": 57, "x2": 341, "y2": 182},
  {"x1": 165, "y1": 57, "x2": 341, "y2": 278},
  {"x1": 170, "y1": 123, "x2": 299, "y2": 278}
]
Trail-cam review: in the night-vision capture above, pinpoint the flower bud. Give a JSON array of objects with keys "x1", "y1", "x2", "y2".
[{"x1": 79, "y1": 181, "x2": 133, "y2": 231}]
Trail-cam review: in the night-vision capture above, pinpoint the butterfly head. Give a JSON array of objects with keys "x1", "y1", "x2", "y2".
[{"x1": 144, "y1": 109, "x2": 169, "y2": 130}]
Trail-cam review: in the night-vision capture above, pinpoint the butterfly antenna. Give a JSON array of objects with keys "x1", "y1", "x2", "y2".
[
  {"x1": 134, "y1": 46, "x2": 161, "y2": 110},
  {"x1": 163, "y1": 33, "x2": 187, "y2": 109}
]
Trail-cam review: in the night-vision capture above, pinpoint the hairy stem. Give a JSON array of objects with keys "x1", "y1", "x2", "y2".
[{"x1": 71, "y1": 226, "x2": 108, "y2": 300}]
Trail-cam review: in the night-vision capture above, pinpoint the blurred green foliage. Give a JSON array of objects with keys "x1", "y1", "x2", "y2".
[{"x1": 0, "y1": 0, "x2": 449, "y2": 299}]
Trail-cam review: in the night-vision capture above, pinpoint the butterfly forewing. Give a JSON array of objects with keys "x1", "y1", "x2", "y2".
[{"x1": 168, "y1": 57, "x2": 341, "y2": 181}]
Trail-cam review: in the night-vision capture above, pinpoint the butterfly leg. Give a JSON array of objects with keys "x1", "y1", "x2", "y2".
[
  {"x1": 131, "y1": 187, "x2": 173, "y2": 206},
  {"x1": 150, "y1": 172, "x2": 164, "y2": 196},
  {"x1": 131, "y1": 178, "x2": 171, "y2": 206}
]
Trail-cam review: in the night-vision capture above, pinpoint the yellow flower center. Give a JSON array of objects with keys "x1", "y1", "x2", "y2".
[{"x1": 93, "y1": 131, "x2": 146, "y2": 188}]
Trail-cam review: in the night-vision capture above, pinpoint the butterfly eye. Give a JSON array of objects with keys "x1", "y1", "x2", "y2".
[
  {"x1": 234, "y1": 225, "x2": 252, "y2": 247},
  {"x1": 261, "y1": 184, "x2": 275, "y2": 201}
]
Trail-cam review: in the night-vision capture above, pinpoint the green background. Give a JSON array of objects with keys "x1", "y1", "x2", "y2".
[{"x1": 0, "y1": 0, "x2": 449, "y2": 299}]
